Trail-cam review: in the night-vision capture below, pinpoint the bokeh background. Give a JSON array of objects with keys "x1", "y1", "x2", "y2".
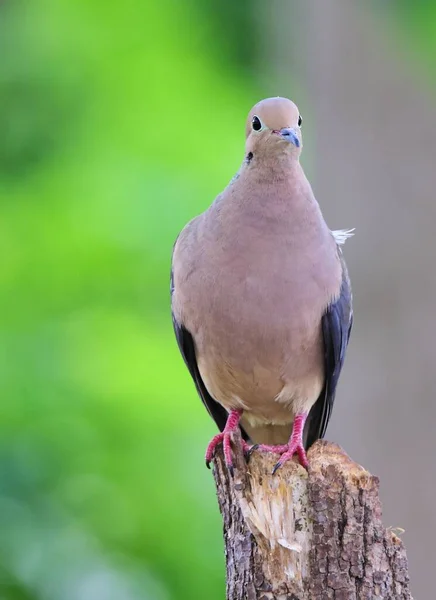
[{"x1": 2, "y1": 1, "x2": 436, "y2": 598}]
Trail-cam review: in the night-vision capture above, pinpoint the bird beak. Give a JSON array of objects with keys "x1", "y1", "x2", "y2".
[{"x1": 273, "y1": 127, "x2": 300, "y2": 148}]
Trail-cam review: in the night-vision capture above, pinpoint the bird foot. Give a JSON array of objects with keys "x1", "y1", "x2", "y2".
[
  {"x1": 248, "y1": 413, "x2": 309, "y2": 472},
  {"x1": 272, "y1": 440, "x2": 308, "y2": 473},
  {"x1": 249, "y1": 441, "x2": 308, "y2": 471},
  {"x1": 205, "y1": 434, "x2": 250, "y2": 475},
  {"x1": 205, "y1": 410, "x2": 248, "y2": 474},
  {"x1": 205, "y1": 432, "x2": 230, "y2": 469}
]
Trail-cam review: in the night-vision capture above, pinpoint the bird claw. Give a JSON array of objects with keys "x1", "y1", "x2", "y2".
[
  {"x1": 272, "y1": 461, "x2": 283, "y2": 475},
  {"x1": 245, "y1": 441, "x2": 309, "y2": 471},
  {"x1": 245, "y1": 443, "x2": 259, "y2": 462},
  {"x1": 205, "y1": 432, "x2": 226, "y2": 468},
  {"x1": 204, "y1": 410, "x2": 252, "y2": 474},
  {"x1": 271, "y1": 442, "x2": 308, "y2": 474},
  {"x1": 205, "y1": 427, "x2": 245, "y2": 474}
]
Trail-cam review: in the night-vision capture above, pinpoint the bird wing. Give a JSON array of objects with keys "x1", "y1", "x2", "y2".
[
  {"x1": 170, "y1": 258, "x2": 248, "y2": 438},
  {"x1": 305, "y1": 254, "x2": 353, "y2": 448}
]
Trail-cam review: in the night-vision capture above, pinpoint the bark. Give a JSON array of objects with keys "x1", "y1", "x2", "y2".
[{"x1": 212, "y1": 433, "x2": 412, "y2": 600}]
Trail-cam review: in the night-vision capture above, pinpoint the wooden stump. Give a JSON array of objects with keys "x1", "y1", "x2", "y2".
[{"x1": 213, "y1": 434, "x2": 412, "y2": 600}]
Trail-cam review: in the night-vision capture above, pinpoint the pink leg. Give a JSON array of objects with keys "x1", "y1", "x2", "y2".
[
  {"x1": 272, "y1": 413, "x2": 308, "y2": 473},
  {"x1": 205, "y1": 409, "x2": 244, "y2": 472},
  {"x1": 250, "y1": 413, "x2": 309, "y2": 472}
]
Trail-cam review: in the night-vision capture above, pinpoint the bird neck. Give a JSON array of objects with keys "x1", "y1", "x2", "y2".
[
  {"x1": 214, "y1": 158, "x2": 322, "y2": 238},
  {"x1": 244, "y1": 151, "x2": 308, "y2": 189},
  {"x1": 245, "y1": 158, "x2": 313, "y2": 207},
  {"x1": 266, "y1": 152, "x2": 301, "y2": 180}
]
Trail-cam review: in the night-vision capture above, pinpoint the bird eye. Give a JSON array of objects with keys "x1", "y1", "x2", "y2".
[
  {"x1": 298, "y1": 115, "x2": 302, "y2": 127},
  {"x1": 252, "y1": 116, "x2": 262, "y2": 131}
]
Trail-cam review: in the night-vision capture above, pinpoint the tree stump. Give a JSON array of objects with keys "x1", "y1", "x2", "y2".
[{"x1": 212, "y1": 433, "x2": 412, "y2": 600}]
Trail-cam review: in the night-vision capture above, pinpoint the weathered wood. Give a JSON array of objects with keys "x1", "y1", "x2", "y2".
[{"x1": 213, "y1": 433, "x2": 412, "y2": 600}]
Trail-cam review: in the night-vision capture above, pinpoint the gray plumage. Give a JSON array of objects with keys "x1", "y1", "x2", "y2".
[{"x1": 171, "y1": 97, "x2": 353, "y2": 461}]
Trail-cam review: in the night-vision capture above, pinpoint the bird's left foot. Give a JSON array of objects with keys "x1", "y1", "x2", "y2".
[
  {"x1": 250, "y1": 441, "x2": 308, "y2": 471},
  {"x1": 271, "y1": 440, "x2": 308, "y2": 473},
  {"x1": 247, "y1": 413, "x2": 309, "y2": 473},
  {"x1": 272, "y1": 413, "x2": 309, "y2": 473}
]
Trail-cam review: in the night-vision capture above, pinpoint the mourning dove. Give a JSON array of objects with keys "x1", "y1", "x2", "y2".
[{"x1": 171, "y1": 97, "x2": 353, "y2": 473}]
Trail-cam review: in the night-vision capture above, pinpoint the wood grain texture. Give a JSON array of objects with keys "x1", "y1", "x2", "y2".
[{"x1": 213, "y1": 434, "x2": 412, "y2": 599}]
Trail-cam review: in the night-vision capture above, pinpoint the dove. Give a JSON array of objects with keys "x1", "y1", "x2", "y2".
[{"x1": 170, "y1": 97, "x2": 353, "y2": 473}]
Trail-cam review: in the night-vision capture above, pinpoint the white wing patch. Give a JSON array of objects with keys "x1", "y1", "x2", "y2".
[{"x1": 332, "y1": 228, "x2": 355, "y2": 245}]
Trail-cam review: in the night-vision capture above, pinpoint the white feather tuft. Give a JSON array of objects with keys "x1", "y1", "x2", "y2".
[{"x1": 332, "y1": 228, "x2": 355, "y2": 245}]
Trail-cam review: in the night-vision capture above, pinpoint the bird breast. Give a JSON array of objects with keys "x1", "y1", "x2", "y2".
[{"x1": 172, "y1": 190, "x2": 342, "y2": 424}]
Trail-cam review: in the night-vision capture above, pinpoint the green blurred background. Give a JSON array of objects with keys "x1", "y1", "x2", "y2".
[{"x1": 1, "y1": 1, "x2": 436, "y2": 598}]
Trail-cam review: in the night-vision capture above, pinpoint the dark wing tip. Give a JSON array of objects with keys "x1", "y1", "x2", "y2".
[{"x1": 305, "y1": 265, "x2": 353, "y2": 448}]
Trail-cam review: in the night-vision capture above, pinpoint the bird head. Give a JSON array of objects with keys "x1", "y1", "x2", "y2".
[{"x1": 245, "y1": 97, "x2": 303, "y2": 161}]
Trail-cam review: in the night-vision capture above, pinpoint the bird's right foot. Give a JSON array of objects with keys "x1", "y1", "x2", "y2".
[
  {"x1": 205, "y1": 409, "x2": 246, "y2": 475},
  {"x1": 205, "y1": 431, "x2": 232, "y2": 471}
]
